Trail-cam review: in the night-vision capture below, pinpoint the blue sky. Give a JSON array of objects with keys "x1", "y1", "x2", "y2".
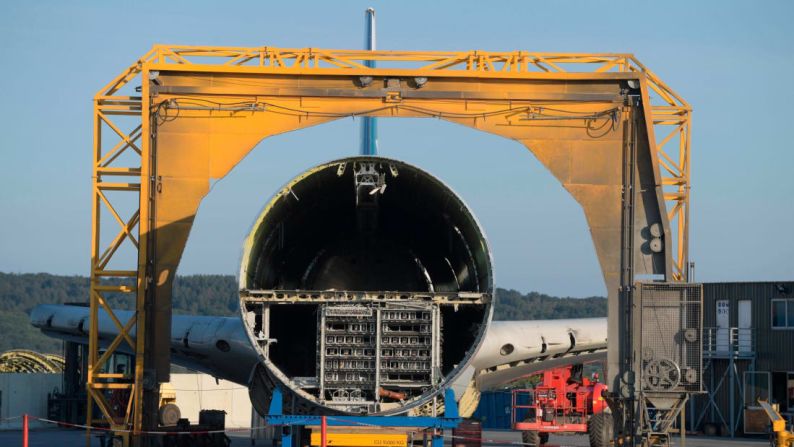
[{"x1": 1, "y1": 1, "x2": 792, "y2": 297}]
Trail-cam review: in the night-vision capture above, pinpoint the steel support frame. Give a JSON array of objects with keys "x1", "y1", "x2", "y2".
[
  {"x1": 241, "y1": 289, "x2": 491, "y2": 305},
  {"x1": 638, "y1": 394, "x2": 689, "y2": 446},
  {"x1": 88, "y1": 45, "x2": 692, "y2": 443},
  {"x1": 695, "y1": 356, "x2": 755, "y2": 437},
  {"x1": 267, "y1": 387, "x2": 460, "y2": 447}
]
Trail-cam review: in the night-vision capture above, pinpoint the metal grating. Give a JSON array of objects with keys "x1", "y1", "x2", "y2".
[
  {"x1": 380, "y1": 308, "x2": 435, "y2": 385},
  {"x1": 638, "y1": 283, "x2": 703, "y2": 393},
  {"x1": 320, "y1": 305, "x2": 378, "y2": 400},
  {"x1": 317, "y1": 303, "x2": 439, "y2": 412}
]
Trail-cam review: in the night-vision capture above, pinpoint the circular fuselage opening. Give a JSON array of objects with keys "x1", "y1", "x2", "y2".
[{"x1": 240, "y1": 156, "x2": 493, "y2": 415}]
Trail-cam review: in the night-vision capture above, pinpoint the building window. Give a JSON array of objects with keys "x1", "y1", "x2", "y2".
[{"x1": 771, "y1": 299, "x2": 794, "y2": 329}]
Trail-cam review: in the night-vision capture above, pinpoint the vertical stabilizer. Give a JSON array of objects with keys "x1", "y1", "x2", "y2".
[{"x1": 361, "y1": 8, "x2": 378, "y2": 155}]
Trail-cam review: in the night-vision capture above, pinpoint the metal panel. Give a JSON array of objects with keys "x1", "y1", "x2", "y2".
[
  {"x1": 632, "y1": 281, "x2": 702, "y2": 446},
  {"x1": 472, "y1": 390, "x2": 526, "y2": 430},
  {"x1": 695, "y1": 282, "x2": 794, "y2": 436},
  {"x1": 316, "y1": 304, "x2": 437, "y2": 413},
  {"x1": 703, "y1": 282, "x2": 794, "y2": 372},
  {"x1": 743, "y1": 371, "x2": 771, "y2": 434},
  {"x1": 638, "y1": 282, "x2": 703, "y2": 393}
]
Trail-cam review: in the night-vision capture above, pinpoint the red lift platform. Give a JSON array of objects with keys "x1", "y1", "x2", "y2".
[{"x1": 511, "y1": 365, "x2": 612, "y2": 446}]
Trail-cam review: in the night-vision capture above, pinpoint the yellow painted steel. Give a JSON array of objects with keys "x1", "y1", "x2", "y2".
[
  {"x1": 0, "y1": 350, "x2": 65, "y2": 373},
  {"x1": 88, "y1": 45, "x2": 692, "y2": 444},
  {"x1": 759, "y1": 400, "x2": 794, "y2": 447},
  {"x1": 310, "y1": 432, "x2": 408, "y2": 447}
]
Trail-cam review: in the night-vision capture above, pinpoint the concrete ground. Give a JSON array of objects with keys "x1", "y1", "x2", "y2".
[
  {"x1": 0, "y1": 427, "x2": 769, "y2": 447},
  {"x1": 479, "y1": 429, "x2": 767, "y2": 446}
]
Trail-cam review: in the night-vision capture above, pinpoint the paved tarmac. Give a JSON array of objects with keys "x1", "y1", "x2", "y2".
[
  {"x1": 0, "y1": 427, "x2": 769, "y2": 447},
  {"x1": 480, "y1": 429, "x2": 767, "y2": 446}
]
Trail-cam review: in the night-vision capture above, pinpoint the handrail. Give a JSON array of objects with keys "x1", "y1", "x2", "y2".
[{"x1": 702, "y1": 327, "x2": 755, "y2": 358}]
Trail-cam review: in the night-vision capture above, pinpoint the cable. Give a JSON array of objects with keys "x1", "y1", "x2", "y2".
[{"x1": 157, "y1": 97, "x2": 620, "y2": 125}]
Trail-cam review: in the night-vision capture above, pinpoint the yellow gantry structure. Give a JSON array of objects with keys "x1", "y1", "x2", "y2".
[
  {"x1": 759, "y1": 400, "x2": 794, "y2": 447},
  {"x1": 89, "y1": 45, "x2": 691, "y2": 442}
]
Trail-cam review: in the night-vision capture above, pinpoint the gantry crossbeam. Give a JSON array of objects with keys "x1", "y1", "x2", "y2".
[{"x1": 89, "y1": 45, "x2": 691, "y2": 444}]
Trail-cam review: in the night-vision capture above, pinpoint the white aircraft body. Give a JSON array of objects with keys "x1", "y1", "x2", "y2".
[{"x1": 31, "y1": 304, "x2": 605, "y2": 416}]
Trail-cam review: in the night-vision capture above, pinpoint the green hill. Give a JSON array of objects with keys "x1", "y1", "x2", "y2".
[
  {"x1": 0, "y1": 272, "x2": 605, "y2": 353},
  {"x1": 493, "y1": 288, "x2": 607, "y2": 320}
]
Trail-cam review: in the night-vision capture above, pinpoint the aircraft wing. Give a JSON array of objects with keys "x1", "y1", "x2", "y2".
[{"x1": 30, "y1": 304, "x2": 606, "y2": 415}]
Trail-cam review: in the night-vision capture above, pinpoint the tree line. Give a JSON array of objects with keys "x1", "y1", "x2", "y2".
[{"x1": 0, "y1": 272, "x2": 606, "y2": 353}]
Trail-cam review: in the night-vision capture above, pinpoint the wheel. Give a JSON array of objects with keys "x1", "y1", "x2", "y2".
[
  {"x1": 521, "y1": 430, "x2": 541, "y2": 446},
  {"x1": 539, "y1": 432, "x2": 549, "y2": 444},
  {"x1": 158, "y1": 403, "x2": 181, "y2": 426},
  {"x1": 588, "y1": 412, "x2": 613, "y2": 447},
  {"x1": 642, "y1": 358, "x2": 681, "y2": 391}
]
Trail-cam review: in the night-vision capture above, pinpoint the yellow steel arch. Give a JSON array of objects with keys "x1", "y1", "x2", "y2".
[
  {"x1": 0, "y1": 350, "x2": 65, "y2": 373},
  {"x1": 89, "y1": 45, "x2": 691, "y2": 442}
]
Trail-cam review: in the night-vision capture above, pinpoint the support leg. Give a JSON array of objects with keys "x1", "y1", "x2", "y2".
[
  {"x1": 321, "y1": 417, "x2": 327, "y2": 447},
  {"x1": 282, "y1": 426, "x2": 293, "y2": 447},
  {"x1": 680, "y1": 402, "x2": 686, "y2": 447},
  {"x1": 431, "y1": 430, "x2": 444, "y2": 447},
  {"x1": 22, "y1": 414, "x2": 28, "y2": 447}
]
